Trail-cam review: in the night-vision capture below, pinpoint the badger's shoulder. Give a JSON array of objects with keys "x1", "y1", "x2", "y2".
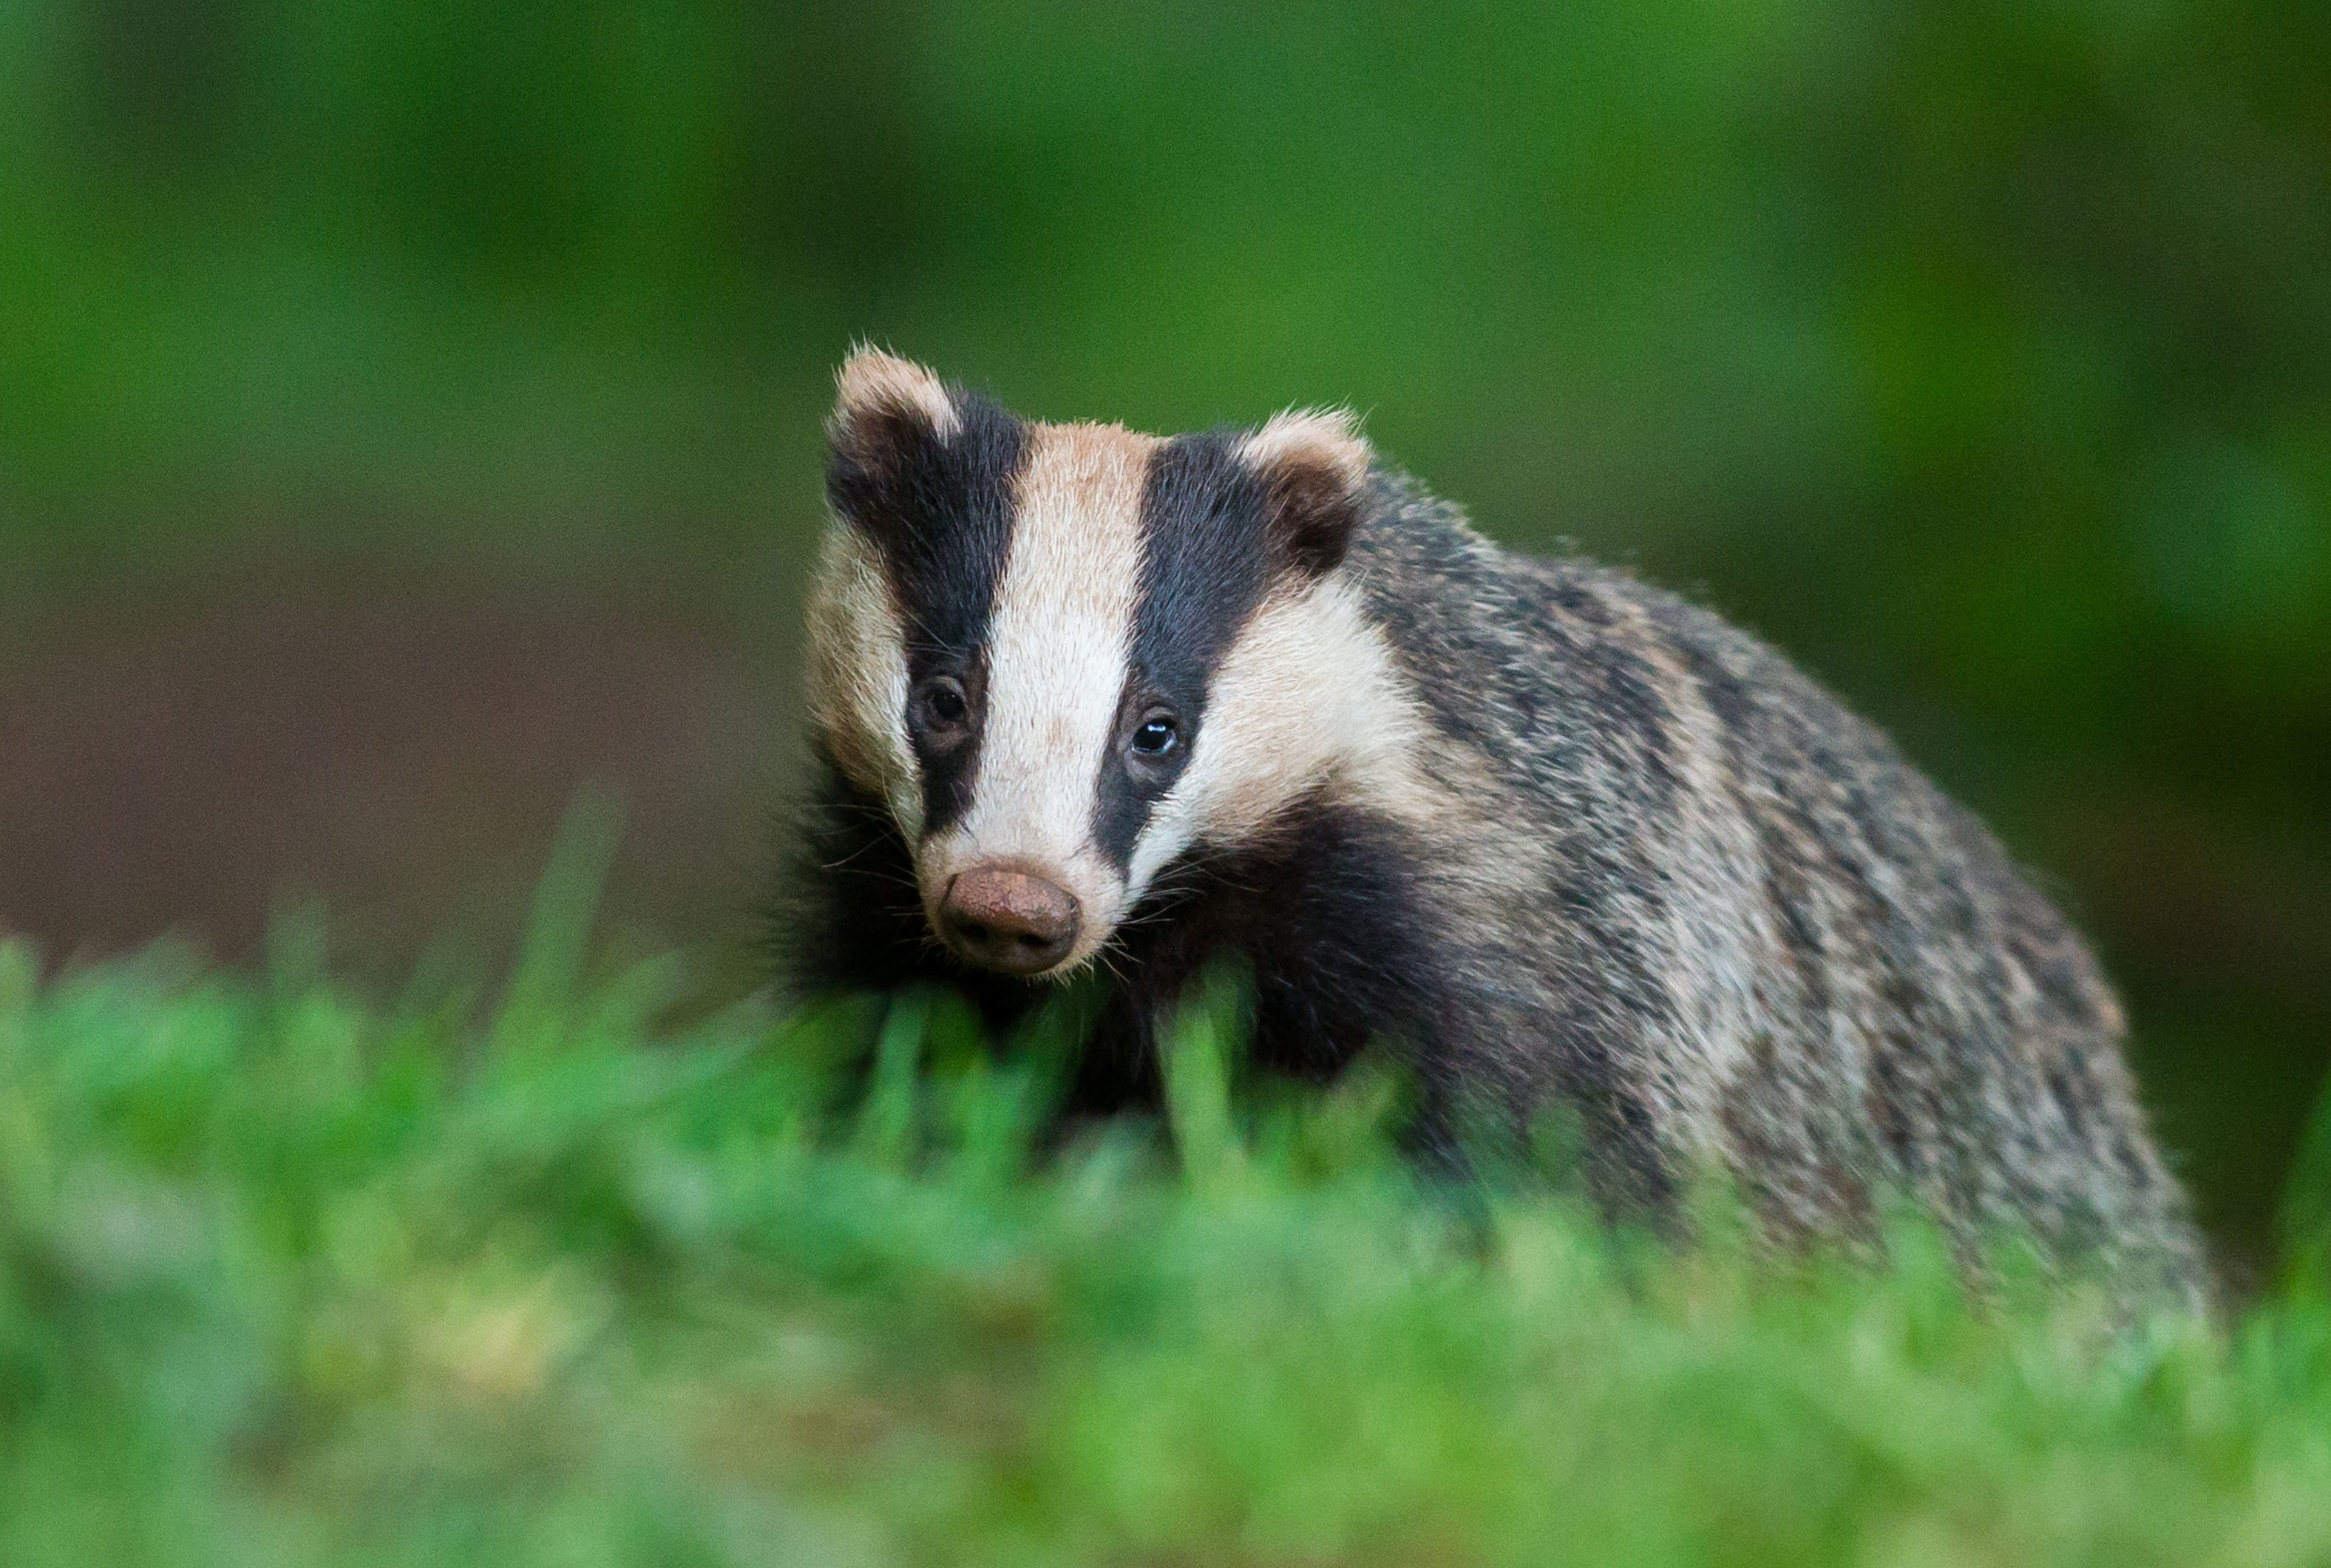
[
  {"x1": 1343, "y1": 472, "x2": 2028, "y2": 929},
  {"x1": 1346, "y1": 473, "x2": 1882, "y2": 798}
]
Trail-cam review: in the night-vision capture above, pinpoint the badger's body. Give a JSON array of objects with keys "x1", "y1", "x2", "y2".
[{"x1": 788, "y1": 349, "x2": 2208, "y2": 1304}]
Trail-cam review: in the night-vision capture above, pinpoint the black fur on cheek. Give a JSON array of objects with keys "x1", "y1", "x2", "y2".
[
  {"x1": 1098, "y1": 798, "x2": 1443, "y2": 1093},
  {"x1": 824, "y1": 384, "x2": 1031, "y2": 841},
  {"x1": 1091, "y1": 681, "x2": 1192, "y2": 870},
  {"x1": 774, "y1": 751, "x2": 1051, "y2": 1033},
  {"x1": 1057, "y1": 795, "x2": 1649, "y2": 1212},
  {"x1": 905, "y1": 649, "x2": 988, "y2": 835},
  {"x1": 1076, "y1": 795, "x2": 1672, "y2": 1217}
]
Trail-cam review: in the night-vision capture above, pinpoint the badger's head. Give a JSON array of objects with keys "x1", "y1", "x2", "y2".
[{"x1": 807, "y1": 347, "x2": 1422, "y2": 980}]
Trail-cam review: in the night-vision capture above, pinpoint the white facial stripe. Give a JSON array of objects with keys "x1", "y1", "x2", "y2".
[
  {"x1": 920, "y1": 421, "x2": 1156, "y2": 960},
  {"x1": 1129, "y1": 572, "x2": 1436, "y2": 895},
  {"x1": 804, "y1": 523, "x2": 923, "y2": 835}
]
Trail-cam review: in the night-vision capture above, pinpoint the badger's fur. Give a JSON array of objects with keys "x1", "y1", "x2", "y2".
[{"x1": 785, "y1": 348, "x2": 2208, "y2": 1304}]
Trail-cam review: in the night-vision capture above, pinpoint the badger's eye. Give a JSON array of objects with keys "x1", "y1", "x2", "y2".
[
  {"x1": 1130, "y1": 715, "x2": 1179, "y2": 757},
  {"x1": 915, "y1": 676, "x2": 970, "y2": 734}
]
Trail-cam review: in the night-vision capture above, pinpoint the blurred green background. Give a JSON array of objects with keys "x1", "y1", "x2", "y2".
[{"x1": 0, "y1": 0, "x2": 2324, "y2": 1277}]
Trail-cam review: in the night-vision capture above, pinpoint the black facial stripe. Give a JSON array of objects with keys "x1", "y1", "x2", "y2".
[
  {"x1": 826, "y1": 387, "x2": 1030, "y2": 837},
  {"x1": 1092, "y1": 430, "x2": 1286, "y2": 871}
]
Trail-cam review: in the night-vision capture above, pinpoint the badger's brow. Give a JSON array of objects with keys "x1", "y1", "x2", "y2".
[
  {"x1": 1017, "y1": 420, "x2": 1158, "y2": 527},
  {"x1": 946, "y1": 420, "x2": 1156, "y2": 869}
]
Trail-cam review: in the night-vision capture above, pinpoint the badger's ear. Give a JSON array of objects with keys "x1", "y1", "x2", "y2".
[
  {"x1": 1241, "y1": 408, "x2": 1371, "y2": 577},
  {"x1": 825, "y1": 347, "x2": 959, "y2": 529}
]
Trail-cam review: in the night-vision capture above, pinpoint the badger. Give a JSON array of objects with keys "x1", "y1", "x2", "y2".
[{"x1": 786, "y1": 347, "x2": 2207, "y2": 1304}]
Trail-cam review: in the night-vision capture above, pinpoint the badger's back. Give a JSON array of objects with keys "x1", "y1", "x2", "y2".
[{"x1": 1345, "y1": 478, "x2": 2204, "y2": 1300}]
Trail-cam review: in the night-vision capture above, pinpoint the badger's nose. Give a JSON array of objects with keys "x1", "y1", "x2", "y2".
[{"x1": 940, "y1": 866, "x2": 1082, "y2": 976}]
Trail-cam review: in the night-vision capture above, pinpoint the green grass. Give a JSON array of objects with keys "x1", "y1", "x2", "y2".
[{"x1": 7, "y1": 861, "x2": 2331, "y2": 1567}]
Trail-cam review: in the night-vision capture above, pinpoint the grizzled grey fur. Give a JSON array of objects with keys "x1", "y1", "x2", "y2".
[{"x1": 1348, "y1": 475, "x2": 2206, "y2": 1303}]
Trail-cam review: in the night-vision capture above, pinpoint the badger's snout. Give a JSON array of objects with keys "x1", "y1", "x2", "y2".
[{"x1": 939, "y1": 866, "x2": 1082, "y2": 976}]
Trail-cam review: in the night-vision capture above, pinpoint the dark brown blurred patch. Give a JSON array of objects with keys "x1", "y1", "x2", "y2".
[{"x1": 0, "y1": 549, "x2": 801, "y2": 981}]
